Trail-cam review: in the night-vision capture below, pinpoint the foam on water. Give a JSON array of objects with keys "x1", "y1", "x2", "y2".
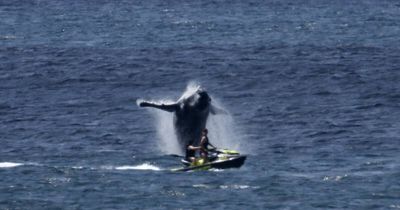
[
  {"x1": 0, "y1": 162, "x2": 23, "y2": 168},
  {"x1": 220, "y1": 185, "x2": 252, "y2": 190},
  {"x1": 192, "y1": 184, "x2": 259, "y2": 190},
  {"x1": 115, "y1": 163, "x2": 161, "y2": 171}
]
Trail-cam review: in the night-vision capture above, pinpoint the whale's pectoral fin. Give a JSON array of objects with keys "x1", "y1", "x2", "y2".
[
  {"x1": 210, "y1": 105, "x2": 228, "y2": 115},
  {"x1": 139, "y1": 101, "x2": 179, "y2": 112}
]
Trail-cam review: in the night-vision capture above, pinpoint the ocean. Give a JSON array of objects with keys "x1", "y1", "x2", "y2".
[{"x1": 1, "y1": 0, "x2": 400, "y2": 209}]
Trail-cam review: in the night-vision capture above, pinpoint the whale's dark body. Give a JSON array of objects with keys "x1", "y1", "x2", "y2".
[{"x1": 138, "y1": 87, "x2": 225, "y2": 153}]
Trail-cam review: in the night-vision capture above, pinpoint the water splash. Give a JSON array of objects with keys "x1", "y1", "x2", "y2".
[
  {"x1": 177, "y1": 81, "x2": 201, "y2": 101},
  {"x1": 150, "y1": 100, "x2": 182, "y2": 155},
  {"x1": 207, "y1": 98, "x2": 241, "y2": 152}
]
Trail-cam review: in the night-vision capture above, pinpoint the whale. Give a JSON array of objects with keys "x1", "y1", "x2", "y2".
[{"x1": 138, "y1": 86, "x2": 226, "y2": 154}]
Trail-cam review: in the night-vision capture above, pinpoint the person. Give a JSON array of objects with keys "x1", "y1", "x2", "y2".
[
  {"x1": 185, "y1": 144, "x2": 201, "y2": 163},
  {"x1": 199, "y1": 128, "x2": 216, "y2": 159}
]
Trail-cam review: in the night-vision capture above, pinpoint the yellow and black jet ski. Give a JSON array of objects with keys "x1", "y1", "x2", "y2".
[{"x1": 171, "y1": 149, "x2": 246, "y2": 172}]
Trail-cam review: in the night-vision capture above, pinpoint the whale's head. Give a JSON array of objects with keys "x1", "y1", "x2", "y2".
[
  {"x1": 184, "y1": 88, "x2": 211, "y2": 111},
  {"x1": 196, "y1": 89, "x2": 211, "y2": 109}
]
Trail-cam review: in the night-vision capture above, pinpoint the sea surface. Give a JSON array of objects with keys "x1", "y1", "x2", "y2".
[{"x1": 1, "y1": 0, "x2": 400, "y2": 209}]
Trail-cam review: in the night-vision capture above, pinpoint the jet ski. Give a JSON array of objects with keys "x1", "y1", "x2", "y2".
[{"x1": 171, "y1": 149, "x2": 246, "y2": 172}]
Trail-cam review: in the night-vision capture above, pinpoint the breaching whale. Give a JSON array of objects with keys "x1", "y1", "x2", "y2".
[{"x1": 138, "y1": 86, "x2": 226, "y2": 154}]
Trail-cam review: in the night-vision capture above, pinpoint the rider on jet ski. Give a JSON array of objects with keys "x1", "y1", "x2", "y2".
[
  {"x1": 199, "y1": 128, "x2": 216, "y2": 160},
  {"x1": 185, "y1": 128, "x2": 216, "y2": 163},
  {"x1": 185, "y1": 144, "x2": 201, "y2": 163}
]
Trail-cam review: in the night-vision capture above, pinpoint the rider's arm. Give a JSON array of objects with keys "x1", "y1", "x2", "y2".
[
  {"x1": 200, "y1": 136, "x2": 206, "y2": 149},
  {"x1": 188, "y1": 145, "x2": 200, "y2": 150},
  {"x1": 209, "y1": 142, "x2": 216, "y2": 149}
]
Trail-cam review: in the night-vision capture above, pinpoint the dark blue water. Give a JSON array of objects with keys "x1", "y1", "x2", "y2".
[{"x1": 1, "y1": 0, "x2": 400, "y2": 209}]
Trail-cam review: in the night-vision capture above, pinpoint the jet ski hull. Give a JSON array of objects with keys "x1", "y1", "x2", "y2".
[{"x1": 172, "y1": 155, "x2": 246, "y2": 172}]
